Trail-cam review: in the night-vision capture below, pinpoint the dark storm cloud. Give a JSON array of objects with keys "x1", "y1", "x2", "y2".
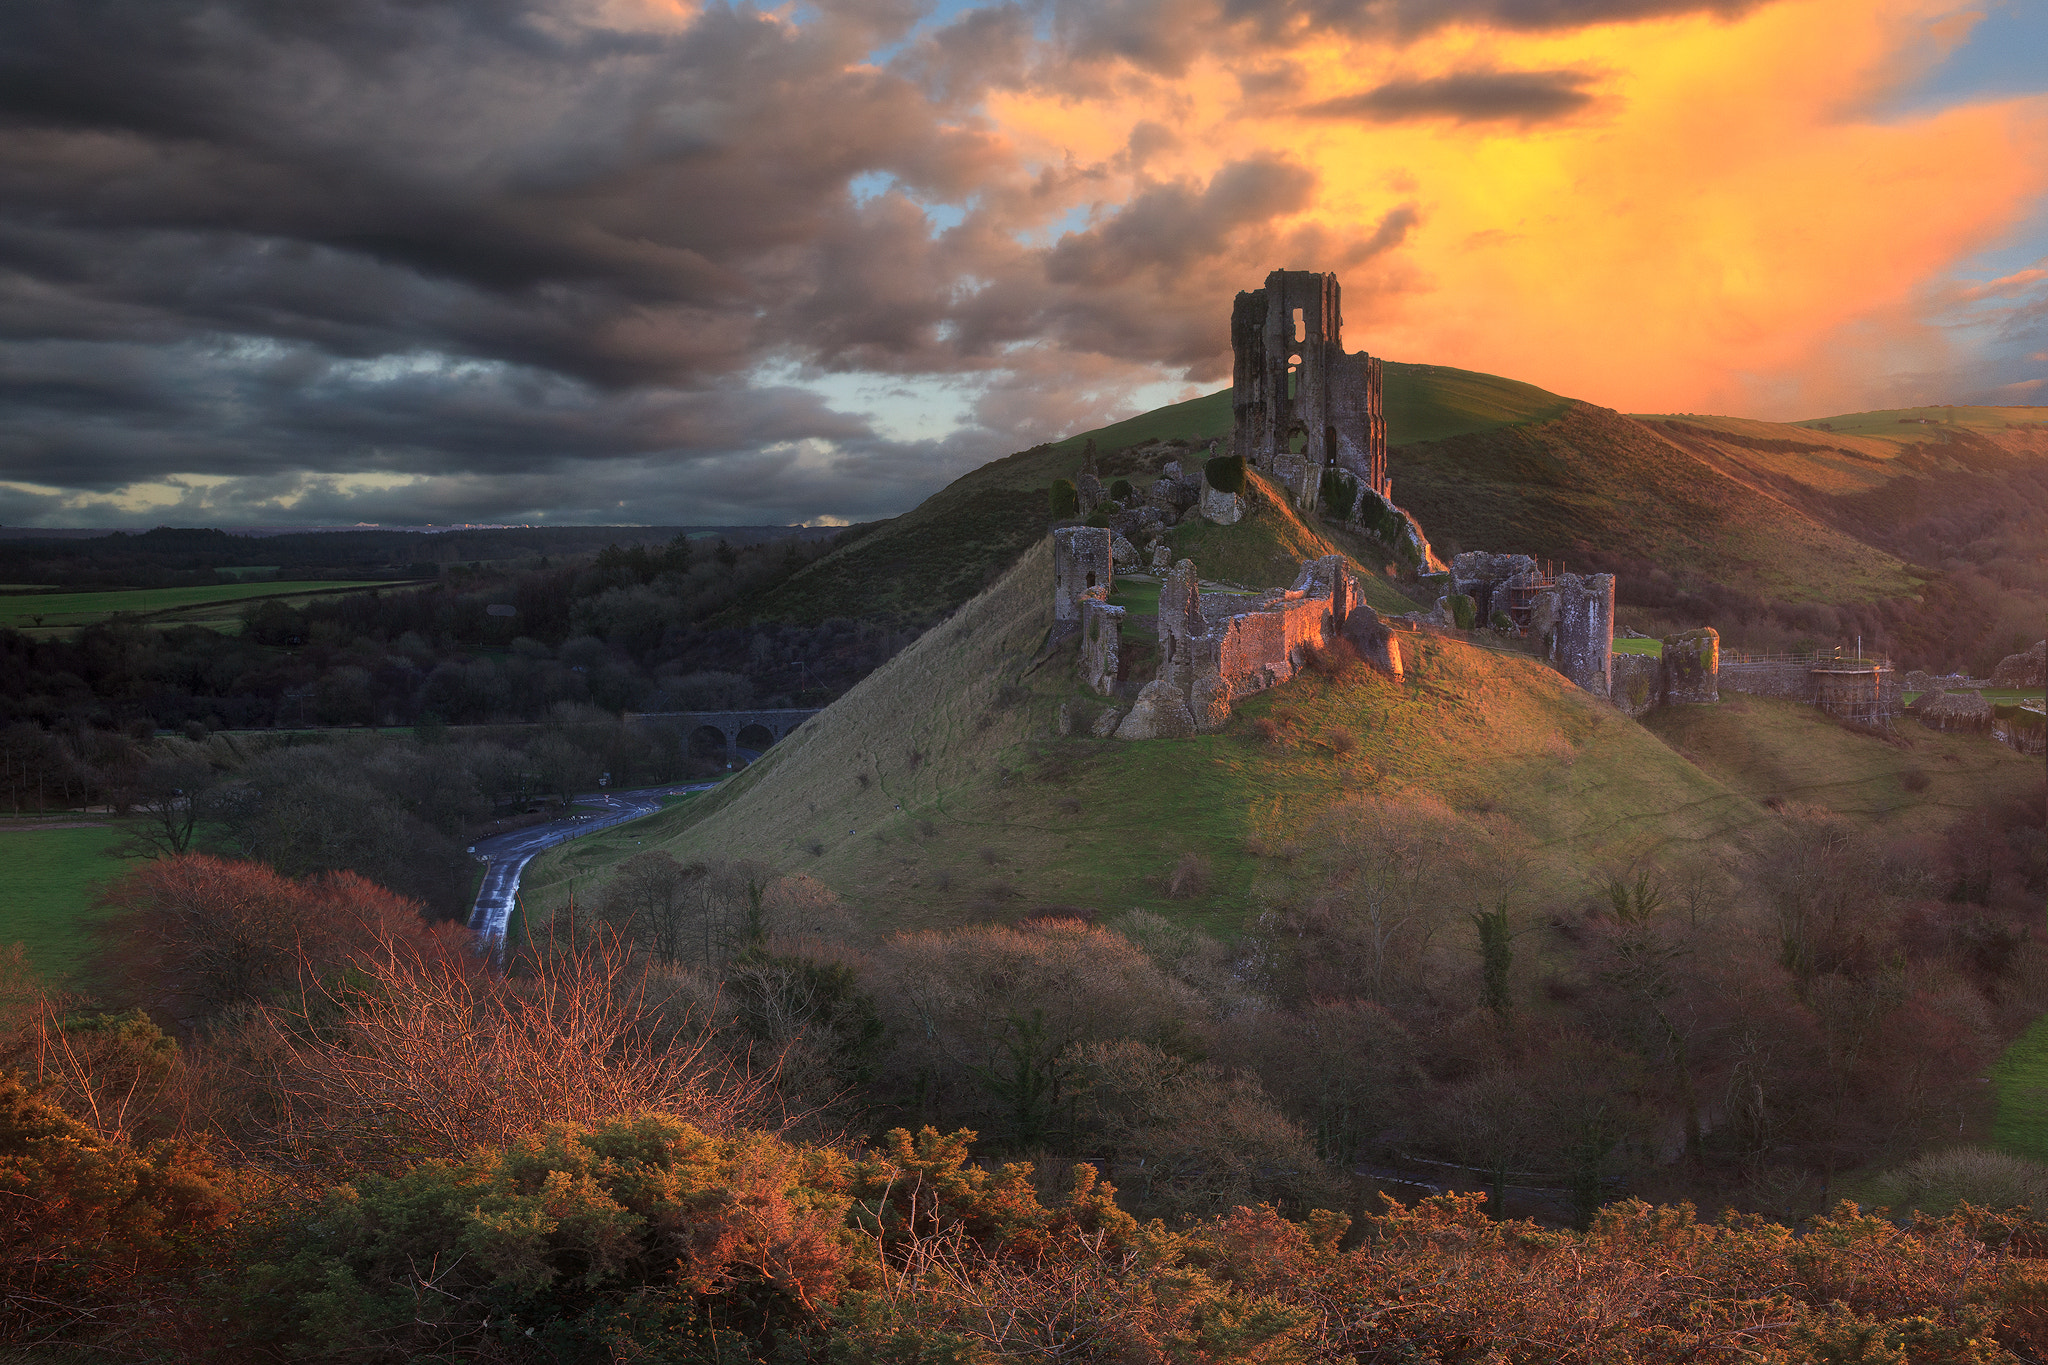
[
  {"x1": 1302, "y1": 69, "x2": 1601, "y2": 125},
  {"x1": 1047, "y1": 0, "x2": 1770, "y2": 75},
  {"x1": 0, "y1": 0, "x2": 1426, "y2": 527}
]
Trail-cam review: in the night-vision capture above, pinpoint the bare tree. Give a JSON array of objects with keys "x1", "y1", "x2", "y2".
[{"x1": 120, "y1": 749, "x2": 218, "y2": 858}]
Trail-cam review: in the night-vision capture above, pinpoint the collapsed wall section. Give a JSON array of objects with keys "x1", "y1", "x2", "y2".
[
  {"x1": 1079, "y1": 590, "x2": 1122, "y2": 696},
  {"x1": 1607, "y1": 628, "x2": 1721, "y2": 717}
]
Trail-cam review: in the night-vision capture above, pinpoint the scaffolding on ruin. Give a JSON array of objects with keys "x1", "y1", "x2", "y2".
[{"x1": 1497, "y1": 569, "x2": 1555, "y2": 636}]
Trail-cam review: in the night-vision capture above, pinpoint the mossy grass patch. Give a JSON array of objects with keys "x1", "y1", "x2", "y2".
[{"x1": 0, "y1": 821, "x2": 140, "y2": 984}]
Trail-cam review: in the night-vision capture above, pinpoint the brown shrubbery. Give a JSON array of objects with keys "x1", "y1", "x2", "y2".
[{"x1": 5, "y1": 776, "x2": 2047, "y2": 1356}]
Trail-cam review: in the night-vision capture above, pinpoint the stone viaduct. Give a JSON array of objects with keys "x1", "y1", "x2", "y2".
[{"x1": 626, "y1": 708, "x2": 819, "y2": 761}]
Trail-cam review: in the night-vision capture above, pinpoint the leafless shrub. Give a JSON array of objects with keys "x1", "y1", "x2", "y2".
[
  {"x1": 1325, "y1": 726, "x2": 1359, "y2": 756},
  {"x1": 1165, "y1": 851, "x2": 1211, "y2": 900},
  {"x1": 1271, "y1": 703, "x2": 1306, "y2": 729},
  {"x1": 936, "y1": 869, "x2": 953, "y2": 892},
  {"x1": 231, "y1": 922, "x2": 767, "y2": 1172},
  {"x1": 1058, "y1": 796, "x2": 1082, "y2": 814},
  {"x1": 1903, "y1": 767, "x2": 1932, "y2": 792},
  {"x1": 978, "y1": 846, "x2": 1002, "y2": 866},
  {"x1": 1869, "y1": 1146, "x2": 2048, "y2": 1216},
  {"x1": 917, "y1": 818, "x2": 937, "y2": 838},
  {"x1": 1072, "y1": 1038, "x2": 1341, "y2": 1219},
  {"x1": 856, "y1": 772, "x2": 871, "y2": 790},
  {"x1": 1252, "y1": 716, "x2": 1284, "y2": 745}
]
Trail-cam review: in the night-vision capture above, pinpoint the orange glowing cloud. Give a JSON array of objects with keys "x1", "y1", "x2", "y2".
[{"x1": 984, "y1": 0, "x2": 2048, "y2": 417}]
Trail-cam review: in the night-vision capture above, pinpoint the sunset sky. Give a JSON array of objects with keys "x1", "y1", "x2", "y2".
[{"x1": 2, "y1": 0, "x2": 2043, "y2": 527}]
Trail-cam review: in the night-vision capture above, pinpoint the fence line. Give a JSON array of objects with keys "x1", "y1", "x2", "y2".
[{"x1": 1721, "y1": 650, "x2": 1893, "y2": 667}]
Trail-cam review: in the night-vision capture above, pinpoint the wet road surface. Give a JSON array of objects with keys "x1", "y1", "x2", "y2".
[{"x1": 465, "y1": 782, "x2": 719, "y2": 945}]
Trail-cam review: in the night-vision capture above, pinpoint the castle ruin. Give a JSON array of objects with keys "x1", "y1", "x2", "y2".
[
  {"x1": 1049, "y1": 269, "x2": 1757, "y2": 737},
  {"x1": 1232, "y1": 270, "x2": 1387, "y2": 515}
]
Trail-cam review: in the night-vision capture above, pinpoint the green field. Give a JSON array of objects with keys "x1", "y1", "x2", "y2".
[
  {"x1": 0, "y1": 580, "x2": 400, "y2": 632},
  {"x1": 1790, "y1": 404, "x2": 2048, "y2": 444},
  {"x1": 0, "y1": 823, "x2": 138, "y2": 984},
  {"x1": 1991, "y1": 1016, "x2": 2048, "y2": 1162},
  {"x1": 1613, "y1": 638, "x2": 1664, "y2": 656}
]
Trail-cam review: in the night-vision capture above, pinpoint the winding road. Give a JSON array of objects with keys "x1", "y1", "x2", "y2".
[{"x1": 464, "y1": 782, "x2": 719, "y2": 945}]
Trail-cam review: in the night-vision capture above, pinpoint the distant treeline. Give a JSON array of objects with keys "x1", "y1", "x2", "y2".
[
  {"x1": 0, "y1": 529, "x2": 917, "y2": 734},
  {"x1": 0, "y1": 521, "x2": 851, "y2": 591}
]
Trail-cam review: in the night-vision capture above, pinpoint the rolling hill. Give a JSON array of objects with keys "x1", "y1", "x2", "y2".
[{"x1": 747, "y1": 365, "x2": 2044, "y2": 665}]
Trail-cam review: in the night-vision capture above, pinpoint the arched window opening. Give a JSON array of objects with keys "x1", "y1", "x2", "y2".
[
  {"x1": 1292, "y1": 307, "x2": 1305, "y2": 343},
  {"x1": 1085, "y1": 571, "x2": 1096, "y2": 588}
]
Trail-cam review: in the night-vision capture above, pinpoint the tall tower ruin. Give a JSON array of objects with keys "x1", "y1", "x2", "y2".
[{"x1": 1229, "y1": 270, "x2": 1387, "y2": 512}]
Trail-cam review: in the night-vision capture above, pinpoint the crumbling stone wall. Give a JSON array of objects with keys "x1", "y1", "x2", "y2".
[
  {"x1": 1052, "y1": 526, "x2": 1112, "y2": 626},
  {"x1": 1606, "y1": 631, "x2": 1718, "y2": 716},
  {"x1": 1610, "y1": 653, "x2": 1663, "y2": 718},
  {"x1": 1450, "y1": 552, "x2": 1538, "y2": 625},
  {"x1": 1167, "y1": 554, "x2": 1396, "y2": 732},
  {"x1": 1079, "y1": 589, "x2": 1123, "y2": 696},
  {"x1": 1718, "y1": 657, "x2": 1899, "y2": 718},
  {"x1": 1230, "y1": 270, "x2": 1387, "y2": 514},
  {"x1": 1662, "y1": 629, "x2": 1719, "y2": 705},
  {"x1": 1535, "y1": 572, "x2": 1614, "y2": 697},
  {"x1": 1911, "y1": 689, "x2": 1992, "y2": 733},
  {"x1": 1718, "y1": 659, "x2": 1813, "y2": 700},
  {"x1": 1158, "y1": 559, "x2": 1204, "y2": 694}
]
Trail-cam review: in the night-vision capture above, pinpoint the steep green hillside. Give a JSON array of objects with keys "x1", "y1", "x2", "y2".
[
  {"x1": 1382, "y1": 363, "x2": 1571, "y2": 444},
  {"x1": 531, "y1": 535, "x2": 1786, "y2": 937},
  {"x1": 1392, "y1": 403, "x2": 1919, "y2": 604}
]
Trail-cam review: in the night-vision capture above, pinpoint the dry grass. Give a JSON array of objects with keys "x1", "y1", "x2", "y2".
[{"x1": 1164, "y1": 852, "x2": 1211, "y2": 900}]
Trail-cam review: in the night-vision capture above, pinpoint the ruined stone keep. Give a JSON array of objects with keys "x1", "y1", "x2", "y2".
[
  {"x1": 1231, "y1": 269, "x2": 1387, "y2": 514},
  {"x1": 1052, "y1": 526, "x2": 1113, "y2": 624}
]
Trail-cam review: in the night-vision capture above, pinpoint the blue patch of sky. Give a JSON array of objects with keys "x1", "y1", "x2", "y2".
[
  {"x1": 863, "y1": 0, "x2": 1046, "y2": 67},
  {"x1": 1011, "y1": 201, "x2": 1093, "y2": 247},
  {"x1": 1886, "y1": 1, "x2": 2047, "y2": 113},
  {"x1": 848, "y1": 170, "x2": 972, "y2": 232},
  {"x1": 1887, "y1": 0, "x2": 2047, "y2": 392}
]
